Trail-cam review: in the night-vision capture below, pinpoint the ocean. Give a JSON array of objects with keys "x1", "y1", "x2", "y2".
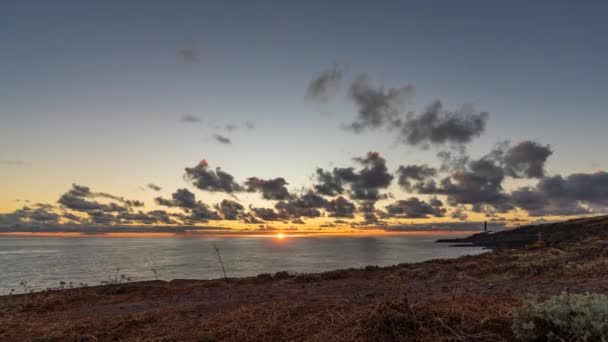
[{"x1": 0, "y1": 233, "x2": 484, "y2": 294}]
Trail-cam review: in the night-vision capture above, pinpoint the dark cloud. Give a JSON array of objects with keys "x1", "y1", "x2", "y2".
[
  {"x1": 184, "y1": 160, "x2": 243, "y2": 193},
  {"x1": 397, "y1": 164, "x2": 437, "y2": 191},
  {"x1": 213, "y1": 134, "x2": 232, "y2": 144},
  {"x1": 437, "y1": 149, "x2": 470, "y2": 172},
  {"x1": 503, "y1": 141, "x2": 553, "y2": 178},
  {"x1": 170, "y1": 188, "x2": 197, "y2": 209},
  {"x1": 179, "y1": 47, "x2": 199, "y2": 63},
  {"x1": 314, "y1": 152, "x2": 393, "y2": 203},
  {"x1": 216, "y1": 199, "x2": 245, "y2": 220},
  {"x1": 117, "y1": 210, "x2": 176, "y2": 225},
  {"x1": 87, "y1": 210, "x2": 116, "y2": 225},
  {"x1": 125, "y1": 200, "x2": 144, "y2": 207},
  {"x1": 250, "y1": 207, "x2": 283, "y2": 221},
  {"x1": 398, "y1": 101, "x2": 488, "y2": 147},
  {"x1": 155, "y1": 188, "x2": 222, "y2": 222},
  {"x1": 245, "y1": 177, "x2": 292, "y2": 200},
  {"x1": 155, "y1": 188, "x2": 197, "y2": 209},
  {"x1": 181, "y1": 114, "x2": 201, "y2": 123},
  {"x1": 147, "y1": 183, "x2": 162, "y2": 191},
  {"x1": 385, "y1": 197, "x2": 446, "y2": 218},
  {"x1": 242, "y1": 213, "x2": 264, "y2": 224},
  {"x1": 189, "y1": 204, "x2": 222, "y2": 222},
  {"x1": 58, "y1": 184, "x2": 128, "y2": 213},
  {"x1": 451, "y1": 206, "x2": 468, "y2": 221},
  {"x1": 348, "y1": 75, "x2": 415, "y2": 132},
  {"x1": 275, "y1": 191, "x2": 326, "y2": 218},
  {"x1": 306, "y1": 64, "x2": 344, "y2": 103},
  {"x1": 11, "y1": 205, "x2": 61, "y2": 225},
  {"x1": 415, "y1": 157, "x2": 512, "y2": 213},
  {"x1": 325, "y1": 196, "x2": 356, "y2": 218},
  {"x1": 313, "y1": 168, "x2": 348, "y2": 196},
  {"x1": 511, "y1": 172, "x2": 608, "y2": 216}
]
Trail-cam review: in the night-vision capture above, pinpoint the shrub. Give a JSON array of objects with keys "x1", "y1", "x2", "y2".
[{"x1": 512, "y1": 292, "x2": 608, "y2": 341}]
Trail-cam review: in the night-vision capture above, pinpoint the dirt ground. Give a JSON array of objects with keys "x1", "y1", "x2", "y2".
[{"x1": 1, "y1": 231, "x2": 608, "y2": 341}]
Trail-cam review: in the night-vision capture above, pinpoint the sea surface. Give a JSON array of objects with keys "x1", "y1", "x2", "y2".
[{"x1": 0, "y1": 233, "x2": 484, "y2": 294}]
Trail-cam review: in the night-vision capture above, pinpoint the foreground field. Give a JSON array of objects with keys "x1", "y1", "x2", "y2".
[{"x1": 1, "y1": 216, "x2": 608, "y2": 341}]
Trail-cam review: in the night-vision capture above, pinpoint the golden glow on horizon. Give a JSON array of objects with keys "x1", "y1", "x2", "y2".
[{"x1": 276, "y1": 232, "x2": 285, "y2": 239}]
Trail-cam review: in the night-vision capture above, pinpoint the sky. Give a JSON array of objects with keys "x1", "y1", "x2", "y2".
[{"x1": 1, "y1": 1, "x2": 607, "y2": 234}]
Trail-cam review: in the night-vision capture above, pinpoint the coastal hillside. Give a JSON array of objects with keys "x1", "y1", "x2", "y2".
[
  {"x1": 438, "y1": 215, "x2": 608, "y2": 248},
  {"x1": 1, "y1": 217, "x2": 608, "y2": 341}
]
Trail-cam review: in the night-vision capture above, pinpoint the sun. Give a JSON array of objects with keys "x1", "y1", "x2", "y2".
[{"x1": 276, "y1": 233, "x2": 285, "y2": 239}]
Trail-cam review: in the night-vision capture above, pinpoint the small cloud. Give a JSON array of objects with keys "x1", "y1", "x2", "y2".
[
  {"x1": 213, "y1": 134, "x2": 232, "y2": 144},
  {"x1": 306, "y1": 64, "x2": 346, "y2": 103},
  {"x1": 181, "y1": 114, "x2": 201, "y2": 123},
  {"x1": 147, "y1": 183, "x2": 162, "y2": 191},
  {"x1": 225, "y1": 124, "x2": 238, "y2": 132},
  {"x1": 179, "y1": 47, "x2": 199, "y2": 64},
  {"x1": 245, "y1": 122, "x2": 256, "y2": 130}
]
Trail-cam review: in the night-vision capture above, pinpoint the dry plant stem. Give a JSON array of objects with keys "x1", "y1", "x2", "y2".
[{"x1": 211, "y1": 242, "x2": 228, "y2": 282}]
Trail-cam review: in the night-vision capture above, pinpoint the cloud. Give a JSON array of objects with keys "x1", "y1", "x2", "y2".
[
  {"x1": 7, "y1": 205, "x2": 62, "y2": 225},
  {"x1": 179, "y1": 47, "x2": 199, "y2": 64},
  {"x1": 245, "y1": 177, "x2": 292, "y2": 200},
  {"x1": 306, "y1": 64, "x2": 345, "y2": 103},
  {"x1": 385, "y1": 197, "x2": 446, "y2": 218},
  {"x1": 184, "y1": 160, "x2": 243, "y2": 193},
  {"x1": 62, "y1": 212, "x2": 80, "y2": 222},
  {"x1": 117, "y1": 210, "x2": 176, "y2": 225},
  {"x1": 155, "y1": 188, "x2": 221, "y2": 222},
  {"x1": 314, "y1": 152, "x2": 393, "y2": 202},
  {"x1": 58, "y1": 184, "x2": 129, "y2": 213},
  {"x1": 87, "y1": 210, "x2": 117, "y2": 224},
  {"x1": 181, "y1": 114, "x2": 201, "y2": 123},
  {"x1": 250, "y1": 207, "x2": 283, "y2": 221},
  {"x1": 325, "y1": 196, "x2": 356, "y2": 218},
  {"x1": 147, "y1": 183, "x2": 162, "y2": 191},
  {"x1": 503, "y1": 141, "x2": 553, "y2": 178},
  {"x1": 348, "y1": 75, "x2": 415, "y2": 132},
  {"x1": 170, "y1": 188, "x2": 197, "y2": 209},
  {"x1": 414, "y1": 156, "x2": 512, "y2": 213},
  {"x1": 313, "y1": 168, "x2": 348, "y2": 196},
  {"x1": 125, "y1": 200, "x2": 144, "y2": 207},
  {"x1": 155, "y1": 188, "x2": 197, "y2": 209},
  {"x1": 189, "y1": 204, "x2": 222, "y2": 222},
  {"x1": 213, "y1": 134, "x2": 232, "y2": 144},
  {"x1": 511, "y1": 172, "x2": 608, "y2": 216},
  {"x1": 398, "y1": 101, "x2": 489, "y2": 147},
  {"x1": 451, "y1": 206, "x2": 468, "y2": 221},
  {"x1": 216, "y1": 199, "x2": 245, "y2": 220},
  {"x1": 274, "y1": 191, "x2": 327, "y2": 218},
  {"x1": 396, "y1": 164, "x2": 437, "y2": 191}
]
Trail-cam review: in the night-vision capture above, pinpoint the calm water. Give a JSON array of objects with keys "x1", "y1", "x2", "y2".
[{"x1": 0, "y1": 233, "x2": 484, "y2": 294}]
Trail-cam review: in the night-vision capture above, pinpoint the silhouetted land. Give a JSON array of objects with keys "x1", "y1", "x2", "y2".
[
  {"x1": 437, "y1": 215, "x2": 608, "y2": 248},
  {"x1": 1, "y1": 216, "x2": 607, "y2": 341}
]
